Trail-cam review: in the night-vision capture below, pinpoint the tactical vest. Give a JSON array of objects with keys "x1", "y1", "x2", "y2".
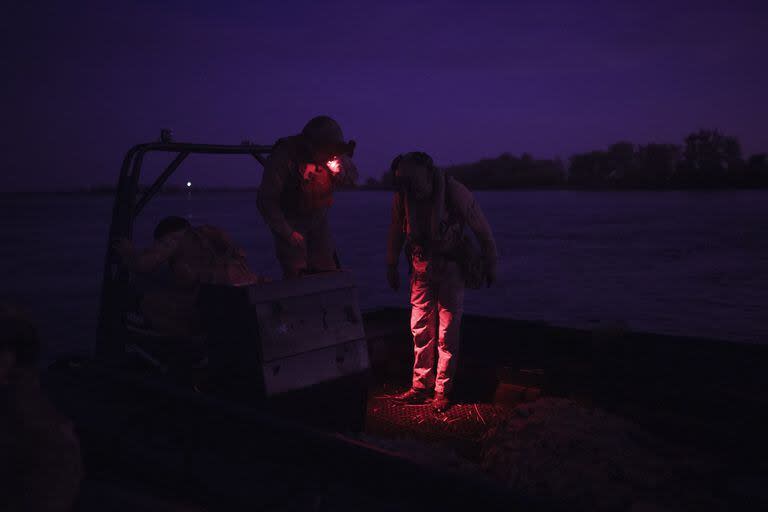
[
  {"x1": 273, "y1": 136, "x2": 335, "y2": 214},
  {"x1": 403, "y1": 175, "x2": 465, "y2": 263}
]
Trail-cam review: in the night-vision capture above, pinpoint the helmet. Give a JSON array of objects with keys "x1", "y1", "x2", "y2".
[
  {"x1": 302, "y1": 116, "x2": 343, "y2": 145},
  {"x1": 390, "y1": 152, "x2": 438, "y2": 193},
  {"x1": 302, "y1": 116, "x2": 355, "y2": 157}
]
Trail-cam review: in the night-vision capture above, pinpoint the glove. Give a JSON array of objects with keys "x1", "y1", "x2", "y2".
[
  {"x1": 387, "y1": 265, "x2": 400, "y2": 291},
  {"x1": 288, "y1": 231, "x2": 306, "y2": 249}
]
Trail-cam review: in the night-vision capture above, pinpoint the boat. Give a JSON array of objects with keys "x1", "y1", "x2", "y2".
[{"x1": 43, "y1": 135, "x2": 768, "y2": 510}]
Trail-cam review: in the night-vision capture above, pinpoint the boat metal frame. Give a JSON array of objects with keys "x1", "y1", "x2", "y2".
[{"x1": 95, "y1": 136, "x2": 273, "y2": 357}]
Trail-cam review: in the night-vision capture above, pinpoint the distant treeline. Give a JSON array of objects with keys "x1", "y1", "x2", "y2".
[
  {"x1": 363, "y1": 130, "x2": 768, "y2": 190},
  {"x1": 62, "y1": 129, "x2": 768, "y2": 194}
]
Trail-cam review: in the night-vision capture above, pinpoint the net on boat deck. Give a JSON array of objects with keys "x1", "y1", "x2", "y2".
[{"x1": 365, "y1": 387, "x2": 507, "y2": 455}]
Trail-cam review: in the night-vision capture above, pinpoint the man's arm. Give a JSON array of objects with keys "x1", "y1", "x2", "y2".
[
  {"x1": 257, "y1": 149, "x2": 295, "y2": 241},
  {"x1": 386, "y1": 192, "x2": 406, "y2": 267},
  {"x1": 386, "y1": 192, "x2": 406, "y2": 291},
  {"x1": 113, "y1": 236, "x2": 179, "y2": 274},
  {"x1": 450, "y1": 179, "x2": 498, "y2": 273}
]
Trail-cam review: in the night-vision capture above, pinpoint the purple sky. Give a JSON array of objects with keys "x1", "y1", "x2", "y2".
[{"x1": 2, "y1": 0, "x2": 767, "y2": 191}]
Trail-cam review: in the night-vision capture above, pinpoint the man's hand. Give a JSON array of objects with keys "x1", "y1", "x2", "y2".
[
  {"x1": 112, "y1": 238, "x2": 133, "y2": 261},
  {"x1": 288, "y1": 231, "x2": 306, "y2": 249},
  {"x1": 485, "y1": 263, "x2": 497, "y2": 288},
  {"x1": 387, "y1": 265, "x2": 400, "y2": 291}
]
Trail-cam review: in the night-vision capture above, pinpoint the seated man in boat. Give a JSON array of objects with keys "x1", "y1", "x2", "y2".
[
  {"x1": 0, "y1": 304, "x2": 83, "y2": 511},
  {"x1": 113, "y1": 216, "x2": 265, "y2": 336},
  {"x1": 257, "y1": 115, "x2": 358, "y2": 277},
  {"x1": 386, "y1": 152, "x2": 497, "y2": 412}
]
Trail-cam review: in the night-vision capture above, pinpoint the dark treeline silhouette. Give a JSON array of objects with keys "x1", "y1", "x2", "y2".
[
  {"x1": 367, "y1": 153, "x2": 566, "y2": 190},
  {"x1": 34, "y1": 129, "x2": 768, "y2": 194},
  {"x1": 364, "y1": 130, "x2": 768, "y2": 190},
  {"x1": 448, "y1": 153, "x2": 566, "y2": 189},
  {"x1": 569, "y1": 130, "x2": 768, "y2": 189}
]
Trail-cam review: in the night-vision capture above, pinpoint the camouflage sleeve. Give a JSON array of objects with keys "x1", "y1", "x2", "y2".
[
  {"x1": 450, "y1": 180, "x2": 498, "y2": 268},
  {"x1": 257, "y1": 147, "x2": 295, "y2": 240},
  {"x1": 116, "y1": 235, "x2": 179, "y2": 274},
  {"x1": 386, "y1": 192, "x2": 406, "y2": 266},
  {"x1": 126, "y1": 235, "x2": 181, "y2": 273}
]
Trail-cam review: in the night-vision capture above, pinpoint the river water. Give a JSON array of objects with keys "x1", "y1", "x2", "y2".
[{"x1": 2, "y1": 189, "x2": 767, "y2": 360}]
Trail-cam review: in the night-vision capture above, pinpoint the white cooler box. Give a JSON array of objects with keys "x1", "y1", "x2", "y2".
[{"x1": 225, "y1": 271, "x2": 370, "y2": 396}]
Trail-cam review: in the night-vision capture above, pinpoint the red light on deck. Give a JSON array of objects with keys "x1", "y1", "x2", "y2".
[{"x1": 327, "y1": 157, "x2": 342, "y2": 176}]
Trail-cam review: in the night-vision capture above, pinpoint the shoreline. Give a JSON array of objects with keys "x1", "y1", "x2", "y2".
[{"x1": 3, "y1": 186, "x2": 768, "y2": 197}]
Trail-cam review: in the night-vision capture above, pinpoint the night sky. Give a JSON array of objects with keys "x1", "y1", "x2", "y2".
[{"x1": 2, "y1": 0, "x2": 767, "y2": 191}]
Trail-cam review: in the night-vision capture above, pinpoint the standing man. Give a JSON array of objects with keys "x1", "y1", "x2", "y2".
[
  {"x1": 258, "y1": 116, "x2": 357, "y2": 278},
  {"x1": 386, "y1": 152, "x2": 497, "y2": 412}
]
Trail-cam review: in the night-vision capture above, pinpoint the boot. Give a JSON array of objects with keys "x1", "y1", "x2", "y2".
[
  {"x1": 393, "y1": 388, "x2": 430, "y2": 404},
  {"x1": 432, "y1": 392, "x2": 451, "y2": 412}
]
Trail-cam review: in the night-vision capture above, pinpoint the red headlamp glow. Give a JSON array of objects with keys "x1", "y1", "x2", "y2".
[{"x1": 326, "y1": 157, "x2": 342, "y2": 176}]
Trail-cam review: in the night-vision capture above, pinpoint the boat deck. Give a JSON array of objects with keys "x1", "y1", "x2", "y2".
[
  {"x1": 43, "y1": 307, "x2": 768, "y2": 510},
  {"x1": 366, "y1": 384, "x2": 510, "y2": 459}
]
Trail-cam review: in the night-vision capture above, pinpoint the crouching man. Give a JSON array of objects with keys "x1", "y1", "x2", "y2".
[
  {"x1": 113, "y1": 216, "x2": 264, "y2": 336},
  {"x1": 386, "y1": 152, "x2": 497, "y2": 412}
]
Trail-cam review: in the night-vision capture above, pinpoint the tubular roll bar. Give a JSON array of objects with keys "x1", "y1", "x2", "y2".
[{"x1": 96, "y1": 139, "x2": 273, "y2": 357}]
